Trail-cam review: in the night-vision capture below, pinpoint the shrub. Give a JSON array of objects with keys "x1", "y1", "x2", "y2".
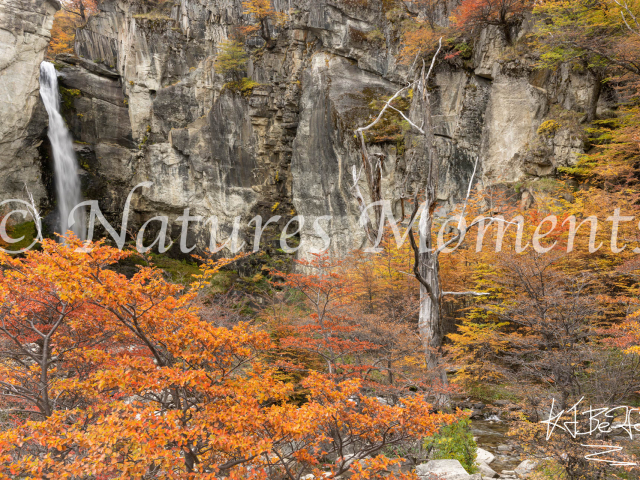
[
  {"x1": 424, "y1": 416, "x2": 479, "y2": 474},
  {"x1": 537, "y1": 119, "x2": 562, "y2": 137}
]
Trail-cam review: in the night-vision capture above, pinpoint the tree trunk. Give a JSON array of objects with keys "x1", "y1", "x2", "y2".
[
  {"x1": 418, "y1": 253, "x2": 442, "y2": 371},
  {"x1": 586, "y1": 69, "x2": 603, "y2": 123},
  {"x1": 415, "y1": 46, "x2": 449, "y2": 405},
  {"x1": 417, "y1": 214, "x2": 448, "y2": 405}
]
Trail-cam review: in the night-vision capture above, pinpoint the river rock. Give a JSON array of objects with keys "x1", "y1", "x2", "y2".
[
  {"x1": 477, "y1": 461, "x2": 498, "y2": 478},
  {"x1": 476, "y1": 447, "x2": 495, "y2": 464},
  {"x1": 416, "y1": 459, "x2": 482, "y2": 479},
  {"x1": 471, "y1": 409, "x2": 485, "y2": 419}
]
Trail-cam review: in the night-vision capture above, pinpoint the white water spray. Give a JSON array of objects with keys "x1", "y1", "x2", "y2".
[{"x1": 39, "y1": 61, "x2": 85, "y2": 240}]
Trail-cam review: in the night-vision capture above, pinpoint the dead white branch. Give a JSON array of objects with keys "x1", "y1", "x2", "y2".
[
  {"x1": 457, "y1": 156, "x2": 479, "y2": 231},
  {"x1": 614, "y1": 0, "x2": 640, "y2": 34},
  {"x1": 442, "y1": 291, "x2": 491, "y2": 297},
  {"x1": 24, "y1": 184, "x2": 43, "y2": 242}
]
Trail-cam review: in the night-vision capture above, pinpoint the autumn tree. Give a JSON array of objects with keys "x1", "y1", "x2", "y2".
[
  {"x1": 61, "y1": 0, "x2": 97, "y2": 22},
  {"x1": 450, "y1": 251, "x2": 608, "y2": 407},
  {"x1": 442, "y1": 195, "x2": 640, "y2": 477},
  {"x1": 215, "y1": 39, "x2": 249, "y2": 81},
  {"x1": 0, "y1": 237, "x2": 461, "y2": 479},
  {"x1": 352, "y1": 40, "x2": 515, "y2": 406},
  {"x1": 48, "y1": 0, "x2": 98, "y2": 56},
  {"x1": 268, "y1": 251, "x2": 450, "y2": 403},
  {"x1": 0, "y1": 239, "x2": 126, "y2": 420},
  {"x1": 271, "y1": 255, "x2": 379, "y2": 378},
  {"x1": 241, "y1": 0, "x2": 288, "y2": 49},
  {"x1": 534, "y1": 0, "x2": 640, "y2": 121},
  {"x1": 399, "y1": 0, "x2": 450, "y2": 62},
  {"x1": 451, "y1": 0, "x2": 532, "y2": 43}
]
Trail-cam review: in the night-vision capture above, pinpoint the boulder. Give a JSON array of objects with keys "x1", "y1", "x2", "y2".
[
  {"x1": 514, "y1": 459, "x2": 539, "y2": 478},
  {"x1": 477, "y1": 461, "x2": 498, "y2": 478},
  {"x1": 416, "y1": 459, "x2": 482, "y2": 480},
  {"x1": 476, "y1": 448, "x2": 495, "y2": 464}
]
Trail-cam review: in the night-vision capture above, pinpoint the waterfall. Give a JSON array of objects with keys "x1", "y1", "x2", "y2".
[{"x1": 39, "y1": 61, "x2": 85, "y2": 240}]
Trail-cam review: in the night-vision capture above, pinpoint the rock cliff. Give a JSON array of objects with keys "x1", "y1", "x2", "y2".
[
  {"x1": 0, "y1": 0, "x2": 60, "y2": 205},
  {"x1": 1, "y1": 0, "x2": 616, "y2": 254}
]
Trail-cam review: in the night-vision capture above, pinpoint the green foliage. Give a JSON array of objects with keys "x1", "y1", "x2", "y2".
[
  {"x1": 530, "y1": 460, "x2": 568, "y2": 480},
  {"x1": 584, "y1": 117, "x2": 621, "y2": 145},
  {"x1": 557, "y1": 154, "x2": 597, "y2": 179},
  {"x1": 454, "y1": 42, "x2": 473, "y2": 60},
  {"x1": 138, "y1": 133, "x2": 150, "y2": 149},
  {"x1": 148, "y1": 253, "x2": 201, "y2": 284},
  {"x1": 349, "y1": 26, "x2": 385, "y2": 47},
  {"x1": 60, "y1": 87, "x2": 81, "y2": 112},
  {"x1": 514, "y1": 182, "x2": 523, "y2": 194},
  {"x1": 4, "y1": 221, "x2": 38, "y2": 252},
  {"x1": 215, "y1": 40, "x2": 248, "y2": 80},
  {"x1": 223, "y1": 77, "x2": 261, "y2": 97},
  {"x1": 466, "y1": 383, "x2": 521, "y2": 404},
  {"x1": 424, "y1": 416, "x2": 479, "y2": 474},
  {"x1": 532, "y1": 0, "x2": 634, "y2": 72},
  {"x1": 364, "y1": 93, "x2": 411, "y2": 149},
  {"x1": 537, "y1": 119, "x2": 562, "y2": 137}
]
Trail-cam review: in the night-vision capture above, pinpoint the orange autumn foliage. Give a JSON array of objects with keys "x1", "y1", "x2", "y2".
[
  {"x1": 451, "y1": 0, "x2": 532, "y2": 42},
  {"x1": 240, "y1": 0, "x2": 288, "y2": 48},
  {"x1": 0, "y1": 237, "x2": 461, "y2": 479},
  {"x1": 48, "y1": 0, "x2": 98, "y2": 56}
]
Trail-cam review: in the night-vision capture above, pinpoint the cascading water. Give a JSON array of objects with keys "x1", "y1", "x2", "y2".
[{"x1": 39, "y1": 61, "x2": 85, "y2": 240}]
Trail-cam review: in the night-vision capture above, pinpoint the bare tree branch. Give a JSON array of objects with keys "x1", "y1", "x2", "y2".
[{"x1": 442, "y1": 291, "x2": 491, "y2": 296}]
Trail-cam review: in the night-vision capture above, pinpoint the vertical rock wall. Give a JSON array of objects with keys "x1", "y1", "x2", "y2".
[
  {"x1": 0, "y1": 0, "x2": 617, "y2": 255},
  {"x1": 0, "y1": 0, "x2": 60, "y2": 206}
]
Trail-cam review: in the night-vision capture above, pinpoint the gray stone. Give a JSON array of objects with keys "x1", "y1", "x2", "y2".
[
  {"x1": 416, "y1": 459, "x2": 476, "y2": 480},
  {"x1": 514, "y1": 459, "x2": 539, "y2": 478},
  {"x1": 0, "y1": 0, "x2": 59, "y2": 205},
  {"x1": 0, "y1": 0, "x2": 612, "y2": 256},
  {"x1": 477, "y1": 461, "x2": 499, "y2": 478},
  {"x1": 477, "y1": 447, "x2": 495, "y2": 465}
]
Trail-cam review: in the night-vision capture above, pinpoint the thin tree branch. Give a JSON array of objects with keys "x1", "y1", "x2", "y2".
[{"x1": 442, "y1": 291, "x2": 491, "y2": 297}]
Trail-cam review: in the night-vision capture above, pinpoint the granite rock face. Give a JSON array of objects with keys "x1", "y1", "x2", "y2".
[
  {"x1": 0, "y1": 0, "x2": 60, "y2": 206},
  {"x1": 2, "y1": 0, "x2": 616, "y2": 253}
]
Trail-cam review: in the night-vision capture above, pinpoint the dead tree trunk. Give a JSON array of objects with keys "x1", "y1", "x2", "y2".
[
  {"x1": 409, "y1": 43, "x2": 450, "y2": 400},
  {"x1": 353, "y1": 39, "x2": 500, "y2": 405}
]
